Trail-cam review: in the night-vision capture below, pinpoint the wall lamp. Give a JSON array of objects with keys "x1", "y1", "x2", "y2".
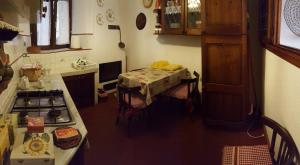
[{"x1": 108, "y1": 25, "x2": 125, "y2": 49}]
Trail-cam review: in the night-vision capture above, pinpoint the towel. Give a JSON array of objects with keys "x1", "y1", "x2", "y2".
[
  {"x1": 151, "y1": 60, "x2": 169, "y2": 69},
  {"x1": 162, "y1": 64, "x2": 182, "y2": 71}
]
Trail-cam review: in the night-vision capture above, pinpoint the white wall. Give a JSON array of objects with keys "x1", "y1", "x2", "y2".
[
  {"x1": 0, "y1": 0, "x2": 126, "y2": 113},
  {"x1": 71, "y1": 0, "x2": 126, "y2": 71},
  {"x1": 119, "y1": 0, "x2": 202, "y2": 76},
  {"x1": 264, "y1": 50, "x2": 300, "y2": 149},
  {"x1": 0, "y1": 3, "x2": 31, "y2": 114}
]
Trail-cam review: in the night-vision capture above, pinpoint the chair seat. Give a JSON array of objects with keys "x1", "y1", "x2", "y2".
[
  {"x1": 165, "y1": 84, "x2": 191, "y2": 100},
  {"x1": 125, "y1": 94, "x2": 146, "y2": 109},
  {"x1": 222, "y1": 145, "x2": 272, "y2": 165}
]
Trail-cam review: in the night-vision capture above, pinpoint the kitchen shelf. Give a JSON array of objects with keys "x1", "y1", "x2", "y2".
[{"x1": 0, "y1": 20, "x2": 19, "y2": 41}]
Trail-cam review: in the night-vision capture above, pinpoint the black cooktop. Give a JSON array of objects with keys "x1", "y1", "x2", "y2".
[{"x1": 11, "y1": 90, "x2": 74, "y2": 126}]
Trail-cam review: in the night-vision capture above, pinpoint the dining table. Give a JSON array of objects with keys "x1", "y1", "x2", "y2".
[{"x1": 118, "y1": 67, "x2": 191, "y2": 105}]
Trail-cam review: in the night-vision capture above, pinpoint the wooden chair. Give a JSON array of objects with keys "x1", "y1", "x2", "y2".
[
  {"x1": 261, "y1": 116, "x2": 300, "y2": 165},
  {"x1": 116, "y1": 84, "x2": 147, "y2": 135},
  {"x1": 222, "y1": 116, "x2": 300, "y2": 165},
  {"x1": 164, "y1": 71, "x2": 200, "y2": 113}
]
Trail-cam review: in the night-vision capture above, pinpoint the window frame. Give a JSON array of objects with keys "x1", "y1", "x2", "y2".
[
  {"x1": 261, "y1": 0, "x2": 300, "y2": 68},
  {"x1": 31, "y1": 0, "x2": 72, "y2": 50}
]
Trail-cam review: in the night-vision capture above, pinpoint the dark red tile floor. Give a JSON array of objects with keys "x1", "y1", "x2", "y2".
[{"x1": 79, "y1": 95, "x2": 267, "y2": 165}]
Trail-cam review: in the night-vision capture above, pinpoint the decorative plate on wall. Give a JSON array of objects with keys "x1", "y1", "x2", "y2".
[
  {"x1": 97, "y1": 0, "x2": 104, "y2": 7},
  {"x1": 106, "y1": 9, "x2": 115, "y2": 22},
  {"x1": 143, "y1": 0, "x2": 153, "y2": 8},
  {"x1": 136, "y1": 13, "x2": 147, "y2": 30},
  {"x1": 96, "y1": 13, "x2": 104, "y2": 25},
  {"x1": 284, "y1": 0, "x2": 300, "y2": 36}
]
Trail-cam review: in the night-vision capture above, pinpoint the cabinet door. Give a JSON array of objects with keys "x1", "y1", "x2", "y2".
[
  {"x1": 202, "y1": 35, "x2": 250, "y2": 124},
  {"x1": 203, "y1": 0, "x2": 247, "y2": 35},
  {"x1": 185, "y1": 0, "x2": 203, "y2": 35},
  {"x1": 63, "y1": 73, "x2": 95, "y2": 109},
  {"x1": 161, "y1": 0, "x2": 185, "y2": 34}
]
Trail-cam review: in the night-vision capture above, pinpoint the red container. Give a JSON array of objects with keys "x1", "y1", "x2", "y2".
[{"x1": 27, "y1": 117, "x2": 44, "y2": 133}]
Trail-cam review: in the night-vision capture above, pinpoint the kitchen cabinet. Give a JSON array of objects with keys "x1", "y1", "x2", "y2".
[
  {"x1": 156, "y1": 0, "x2": 203, "y2": 35},
  {"x1": 202, "y1": 0, "x2": 247, "y2": 35},
  {"x1": 202, "y1": 0, "x2": 250, "y2": 128},
  {"x1": 63, "y1": 73, "x2": 95, "y2": 109}
]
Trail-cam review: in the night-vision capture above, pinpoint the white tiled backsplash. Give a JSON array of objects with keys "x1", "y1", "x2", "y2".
[
  {"x1": 0, "y1": 36, "x2": 26, "y2": 114},
  {"x1": 0, "y1": 36, "x2": 93, "y2": 114},
  {"x1": 24, "y1": 50, "x2": 92, "y2": 72}
]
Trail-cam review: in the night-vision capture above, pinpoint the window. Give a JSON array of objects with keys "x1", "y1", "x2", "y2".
[
  {"x1": 260, "y1": 0, "x2": 300, "y2": 67},
  {"x1": 32, "y1": 0, "x2": 71, "y2": 49}
]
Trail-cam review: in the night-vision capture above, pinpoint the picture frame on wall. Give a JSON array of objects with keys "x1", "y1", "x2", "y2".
[
  {"x1": 143, "y1": 0, "x2": 153, "y2": 8},
  {"x1": 279, "y1": 0, "x2": 300, "y2": 50}
]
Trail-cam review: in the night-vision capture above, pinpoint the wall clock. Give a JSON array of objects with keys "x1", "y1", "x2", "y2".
[{"x1": 143, "y1": 0, "x2": 153, "y2": 8}]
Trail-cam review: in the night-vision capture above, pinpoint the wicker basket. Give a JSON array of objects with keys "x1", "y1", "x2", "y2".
[{"x1": 20, "y1": 67, "x2": 42, "y2": 82}]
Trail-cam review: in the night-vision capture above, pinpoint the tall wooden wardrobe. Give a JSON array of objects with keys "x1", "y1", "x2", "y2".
[{"x1": 202, "y1": 0, "x2": 251, "y2": 128}]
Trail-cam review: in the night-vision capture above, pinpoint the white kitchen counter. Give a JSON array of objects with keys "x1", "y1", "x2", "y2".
[
  {"x1": 52, "y1": 66, "x2": 98, "y2": 77},
  {"x1": 12, "y1": 74, "x2": 88, "y2": 165}
]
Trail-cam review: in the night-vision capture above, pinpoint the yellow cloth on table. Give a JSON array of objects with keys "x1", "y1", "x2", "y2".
[
  {"x1": 151, "y1": 60, "x2": 169, "y2": 69},
  {"x1": 162, "y1": 64, "x2": 182, "y2": 71}
]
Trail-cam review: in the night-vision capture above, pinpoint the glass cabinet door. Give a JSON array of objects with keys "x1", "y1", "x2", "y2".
[
  {"x1": 161, "y1": 0, "x2": 185, "y2": 34},
  {"x1": 186, "y1": 0, "x2": 202, "y2": 35}
]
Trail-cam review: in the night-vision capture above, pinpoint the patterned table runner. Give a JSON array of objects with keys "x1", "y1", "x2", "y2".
[{"x1": 118, "y1": 68, "x2": 190, "y2": 105}]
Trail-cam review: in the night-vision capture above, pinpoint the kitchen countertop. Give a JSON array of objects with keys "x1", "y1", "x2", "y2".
[
  {"x1": 52, "y1": 65, "x2": 98, "y2": 77},
  {"x1": 13, "y1": 74, "x2": 88, "y2": 165}
]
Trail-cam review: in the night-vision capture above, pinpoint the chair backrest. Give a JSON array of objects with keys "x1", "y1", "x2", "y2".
[
  {"x1": 193, "y1": 71, "x2": 200, "y2": 90},
  {"x1": 261, "y1": 116, "x2": 300, "y2": 165},
  {"x1": 182, "y1": 71, "x2": 200, "y2": 97},
  {"x1": 117, "y1": 84, "x2": 141, "y2": 109}
]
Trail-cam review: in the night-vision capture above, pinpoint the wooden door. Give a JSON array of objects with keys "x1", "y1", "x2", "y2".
[
  {"x1": 161, "y1": 0, "x2": 185, "y2": 34},
  {"x1": 202, "y1": 35, "x2": 250, "y2": 125},
  {"x1": 202, "y1": 0, "x2": 247, "y2": 35}
]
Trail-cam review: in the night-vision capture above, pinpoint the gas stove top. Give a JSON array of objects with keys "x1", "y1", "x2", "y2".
[{"x1": 11, "y1": 90, "x2": 75, "y2": 126}]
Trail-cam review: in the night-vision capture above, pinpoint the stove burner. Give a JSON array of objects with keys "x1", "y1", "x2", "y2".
[
  {"x1": 24, "y1": 98, "x2": 32, "y2": 106},
  {"x1": 11, "y1": 90, "x2": 74, "y2": 126},
  {"x1": 49, "y1": 96, "x2": 56, "y2": 105},
  {"x1": 56, "y1": 115, "x2": 64, "y2": 121},
  {"x1": 48, "y1": 110, "x2": 62, "y2": 118}
]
